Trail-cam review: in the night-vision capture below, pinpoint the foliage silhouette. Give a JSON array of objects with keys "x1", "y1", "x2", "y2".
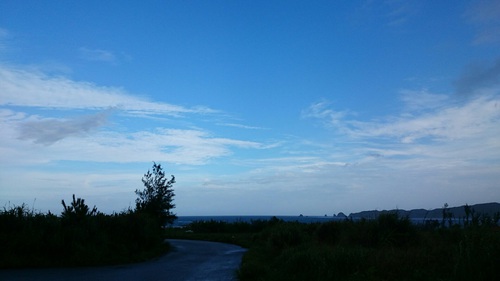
[
  {"x1": 61, "y1": 194, "x2": 98, "y2": 224},
  {"x1": 167, "y1": 211, "x2": 500, "y2": 281},
  {"x1": 0, "y1": 163, "x2": 178, "y2": 268},
  {"x1": 135, "y1": 162, "x2": 176, "y2": 226}
]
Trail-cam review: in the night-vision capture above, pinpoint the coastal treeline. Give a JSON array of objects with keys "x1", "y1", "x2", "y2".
[
  {"x1": 169, "y1": 206, "x2": 500, "y2": 281},
  {"x1": 0, "y1": 163, "x2": 176, "y2": 268},
  {"x1": 0, "y1": 202, "x2": 164, "y2": 267}
]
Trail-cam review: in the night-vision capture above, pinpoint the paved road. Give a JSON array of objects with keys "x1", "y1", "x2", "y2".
[{"x1": 0, "y1": 239, "x2": 247, "y2": 281}]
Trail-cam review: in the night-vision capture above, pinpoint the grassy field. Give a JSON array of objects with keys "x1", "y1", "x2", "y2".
[
  {"x1": 166, "y1": 213, "x2": 500, "y2": 281},
  {"x1": 0, "y1": 202, "x2": 168, "y2": 268},
  {"x1": 3, "y1": 200, "x2": 499, "y2": 281},
  {"x1": 1, "y1": 164, "x2": 177, "y2": 268}
]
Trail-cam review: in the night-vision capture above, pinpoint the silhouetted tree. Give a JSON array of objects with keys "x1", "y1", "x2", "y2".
[
  {"x1": 464, "y1": 204, "x2": 471, "y2": 226},
  {"x1": 135, "y1": 162, "x2": 176, "y2": 226},
  {"x1": 441, "y1": 203, "x2": 453, "y2": 227},
  {"x1": 61, "y1": 194, "x2": 97, "y2": 223}
]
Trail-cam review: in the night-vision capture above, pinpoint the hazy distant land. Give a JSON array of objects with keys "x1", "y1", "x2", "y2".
[{"x1": 346, "y1": 202, "x2": 500, "y2": 220}]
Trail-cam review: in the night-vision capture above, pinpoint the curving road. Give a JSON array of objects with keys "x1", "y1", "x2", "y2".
[{"x1": 0, "y1": 239, "x2": 247, "y2": 281}]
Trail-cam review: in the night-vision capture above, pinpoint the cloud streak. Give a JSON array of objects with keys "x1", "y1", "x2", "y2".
[
  {"x1": 0, "y1": 64, "x2": 264, "y2": 166},
  {"x1": 465, "y1": 0, "x2": 500, "y2": 45},
  {"x1": 301, "y1": 100, "x2": 350, "y2": 129},
  {"x1": 197, "y1": 84, "x2": 500, "y2": 213},
  {"x1": 0, "y1": 65, "x2": 215, "y2": 116},
  {"x1": 17, "y1": 111, "x2": 110, "y2": 145},
  {"x1": 218, "y1": 123, "x2": 268, "y2": 130},
  {"x1": 78, "y1": 47, "x2": 117, "y2": 63},
  {"x1": 1, "y1": 111, "x2": 264, "y2": 166},
  {"x1": 0, "y1": 27, "x2": 9, "y2": 52},
  {"x1": 305, "y1": 92, "x2": 500, "y2": 144},
  {"x1": 454, "y1": 58, "x2": 500, "y2": 96},
  {"x1": 356, "y1": 95, "x2": 499, "y2": 143}
]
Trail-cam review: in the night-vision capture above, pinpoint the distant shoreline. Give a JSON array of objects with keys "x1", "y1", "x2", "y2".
[
  {"x1": 173, "y1": 215, "x2": 341, "y2": 227},
  {"x1": 174, "y1": 202, "x2": 500, "y2": 227}
]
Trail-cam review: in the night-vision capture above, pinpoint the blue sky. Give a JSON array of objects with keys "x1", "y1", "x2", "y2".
[{"x1": 1, "y1": 0, "x2": 499, "y2": 215}]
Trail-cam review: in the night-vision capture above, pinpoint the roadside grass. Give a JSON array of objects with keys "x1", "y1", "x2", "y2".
[
  {"x1": 164, "y1": 217, "x2": 279, "y2": 248},
  {"x1": 166, "y1": 213, "x2": 500, "y2": 281},
  {"x1": 5, "y1": 200, "x2": 499, "y2": 280},
  {"x1": 0, "y1": 203, "x2": 169, "y2": 268},
  {"x1": 1, "y1": 164, "x2": 177, "y2": 268}
]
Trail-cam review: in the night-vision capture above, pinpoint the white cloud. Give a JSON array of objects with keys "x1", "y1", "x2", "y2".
[
  {"x1": 0, "y1": 64, "x2": 265, "y2": 167},
  {"x1": 294, "y1": 85, "x2": 500, "y2": 212},
  {"x1": 399, "y1": 89, "x2": 449, "y2": 111},
  {"x1": 355, "y1": 95, "x2": 499, "y2": 143},
  {"x1": 218, "y1": 123, "x2": 268, "y2": 130},
  {"x1": 0, "y1": 111, "x2": 263, "y2": 166},
  {"x1": 301, "y1": 100, "x2": 350, "y2": 128},
  {"x1": 305, "y1": 90, "x2": 500, "y2": 145},
  {"x1": 78, "y1": 47, "x2": 116, "y2": 63},
  {"x1": 0, "y1": 65, "x2": 214, "y2": 116},
  {"x1": 189, "y1": 114, "x2": 500, "y2": 213},
  {"x1": 1, "y1": 57, "x2": 498, "y2": 214}
]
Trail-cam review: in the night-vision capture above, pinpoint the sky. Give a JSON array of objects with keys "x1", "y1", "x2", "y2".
[{"x1": 1, "y1": 0, "x2": 499, "y2": 216}]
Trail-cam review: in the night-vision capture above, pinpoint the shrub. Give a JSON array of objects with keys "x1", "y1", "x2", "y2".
[
  {"x1": 0, "y1": 200, "x2": 167, "y2": 268},
  {"x1": 315, "y1": 221, "x2": 341, "y2": 245},
  {"x1": 264, "y1": 222, "x2": 306, "y2": 252}
]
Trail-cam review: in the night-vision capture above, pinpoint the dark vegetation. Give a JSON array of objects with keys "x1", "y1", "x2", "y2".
[
  {"x1": 135, "y1": 163, "x2": 176, "y2": 226},
  {"x1": 348, "y1": 202, "x2": 500, "y2": 222},
  {"x1": 167, "y1": 205, "x2": 500, "y2": 281},
  {"x1": 0, "y1": 162, "x2": 175, "y2": 268}
]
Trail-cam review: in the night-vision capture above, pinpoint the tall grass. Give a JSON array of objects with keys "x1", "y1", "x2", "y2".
[
  {"x1": 0, "y1": 200, "x2": 167, "y2": 268},
  {"x1": 169, "y1": 211, "x2": 500, "y2": 281},
  {"x1": 235, "y1": 213, "x2": 500, "y2": 281}
]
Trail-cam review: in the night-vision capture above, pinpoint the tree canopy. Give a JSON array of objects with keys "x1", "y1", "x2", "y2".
[{"x1": 135, "y1": 162, "x2": 177, "y2": 226}]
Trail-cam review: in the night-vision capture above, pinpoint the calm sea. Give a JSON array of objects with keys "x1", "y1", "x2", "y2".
[
  {"x1": 172, "y1": 215, "x2": 443, "y2": 228},
  {"x1": 173, "y1": 215, "x2": 344, "y2": 228}
]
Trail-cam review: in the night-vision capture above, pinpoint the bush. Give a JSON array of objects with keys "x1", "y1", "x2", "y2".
[
  {"x1": 376, "y1": 212, "x2": 416, "y2": 247},
  {"x1": 264, "y1": 222, "x2": 306, "y2": 252},
  {"x1": 0, "y1": 200, "x2": 167, "y2": 268},
  {"x1": 316, "y1": 221, "x2": 341, "y2": 245},
  {"x1": 236, "y1": 216, "x2": 500, "y2": 281}
]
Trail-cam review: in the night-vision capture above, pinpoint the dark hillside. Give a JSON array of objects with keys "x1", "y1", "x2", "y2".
[{"x1": 348, "y1": 202, "x2": 500, "y2": 220}]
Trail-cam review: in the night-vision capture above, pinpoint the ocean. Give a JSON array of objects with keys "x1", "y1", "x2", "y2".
[
  {"x1": 173, "y1": 215, "x2": 344, "y2": 228},
  {"x1": 172, "y1": 215, "x2": 445, "y2": 228}
]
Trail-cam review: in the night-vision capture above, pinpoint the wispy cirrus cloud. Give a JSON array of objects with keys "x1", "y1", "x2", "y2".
[
  {"x1": 305, "y1": 91, "x2": 500, "y2": 144},
  {"x1": 218, "y1": 123, "x2": 268, "y2": 130},
  {"x1": 0, "y1": 65, "x2": 215, "y2": 116},
  {"x1": 17, "y1": 111, "x2": 110, "y2": 145},
  {"x1": 0, "y1": 64, "x2": 264, "y2": 166},
  {"x1": 200, "y1": 85, "x2": 500, "y2": 213},
  {"x1": 0, "y1": 27, "x2": 9, "y2": 52},
  {"x1": 78, "y1": 47, "x2": 117, "y2": 63},
  {"x1": 360, "y1": 0, "x2": 420, "y2": 28},
  {"x1": 305, "y1": 57, "x2": 500, "y2": 146},
  {"x1": 301, "y1": 100, "x2": 351, "y2": 128},
  {"x1": 454, "y1": 58, "x2": 500, "y2": 96},
  {"x1": 465, "y1": 0, "x2": 500, "y2": 45},
  {"x1": 399, "y1": 89, "x2": 449, "y2": 111},
  {"x1": 384, "y1": 0, "x2": 419, "y2": 26},
  {"x1": 1, "y1": 110, "x2": 264, "y2": 166},
  {"x1": 370, "y1": 96, "x2": 497, "y2": 143}
]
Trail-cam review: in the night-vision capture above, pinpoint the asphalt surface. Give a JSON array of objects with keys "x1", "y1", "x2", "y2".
[{"x1": 0, "y1": 239, "x2": 247, "y2": 281}]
